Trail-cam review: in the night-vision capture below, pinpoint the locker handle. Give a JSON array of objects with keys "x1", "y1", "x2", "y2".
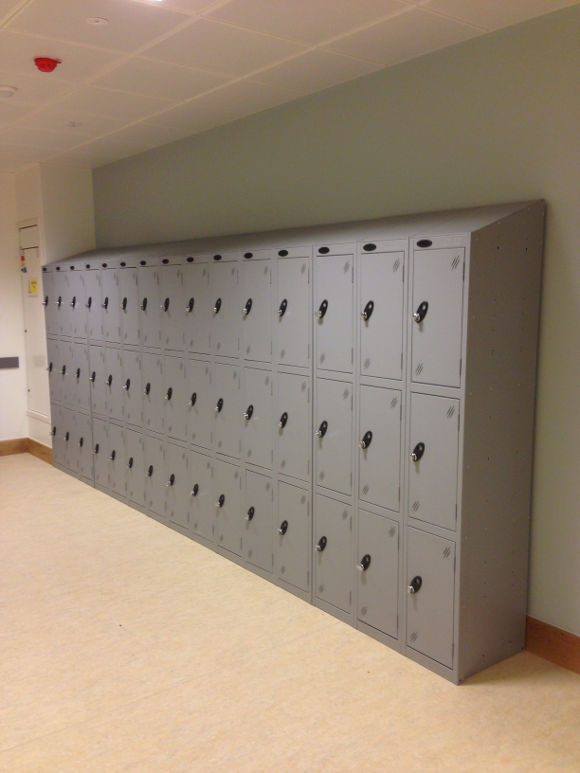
[
  {"x1": 164, "y1": 474, "x2": 175, "y2": 487},
  {"x1": 188, "y1": 392, "x2": 197, "y2": 407},
  {"x1": 315, "y1": 299, "x2": 328, "y2": 319},
  {"x1": 86, "y1": 297, "x2": 92, "y2": 309},
  {"x1": 121, "y1": 297, "x2": 127, "y2": 311},
  {"x1": 315, "y1": 536, "x2": 327, "y2": 552},
  {"x1": 65, "y1": 431, "x2": 70, "y2": 442},
  {"x1": 56, "y1": 296, "x2": 62, "y2": 307},
  {"x1": 122, "y1": 379, "x2": 131, "y2": 391},
  {"x1": 242, "y1": 298, "x2": 252, "y2": 317},
  {"x1": 92, "y1": 443, "x2": 99, "y2": 454},
  {"x1": 213, "y1": 298, "x2": 222, "y2": 315},
  {"x1": 410, "y1": 442, "x2": 425, "y2": 462},
  {"x1": 160, "y1": 297, "x2": 170, "y2": 312},
  {"x1": 47, "y1": 362, "x2": 53, "y2": 373},
  {"x1": 140, "y1": 298, "x2": 148, "y2": 311},
  {"x1": 216, "y1": 494, "x2": 225, "y2": 508},
  {"x1": 413, "y1": 301, "x2": 428, "y2": 324},
  {"x1": 127, "y1": 457, "x2": 134, "y2": 469},
  {"x1": 277, "y1": 298, "x2": 288, "y2": 318},
  {"x1": 186, "y1": 297, "x2": 194, "y2": 313},
  {"x1": 79, "y1": 437, "x2": 84, "y2": 448},
  {"x1": 245, "y1": 507, "x2": 255, "y2": 522},
  {"x1": 164, "y1": 387, "x2": 173, "y2": 401},
  {"x1": 89, "y1": 371, "x2": 95, "y2": 383},
  {"x1": 359, "y1": 430, "x2": 373, "y2": 450},
  {"x1": 191, "y1": 483, "x2": 199, "y2": 497},
  {"x1": 278, "y1": 412, "x2": 288, "y2": 429},
  {"x1": 357, "y1": 554, "x2": 371, "y2": 572},
  {"x1": 314, "y1": 420, "x2": 328, "y2": 439},
  {"x1": 105, "y1": 374, "x2": 112, "y2": 386},
  {"x1": 147, "y1": 465, "x2": 154, "y2": 477},
  {"x1": 108, "y1": 450, "x2": 116, "y2": 461},
  {"x1": 61, "y1": 365, "x2": 66, "y2": 376},
  {"x1": 101, "y1": 297, "x2": 108, "y2": 310},
  {"x1": 277, "y1": 520, "x2": 288, "y2": 535},
  {"x1": 215, "y1": 398, "x2": 223, "y2": 413},
  {"x1": 70, "y1": 296, "x2": 77, "y2": 308},
  {"x1": 51, "y1": 426, "x2": 56, "y2": 437},
  {"x1": 76, "y1": 368, "x2": 81, "y2": 380},
  {"x1": 243, "y1": 404, "x2": 253, "y2": 421},
  {"x1": 408, "y1": 576, "x2": 422, "y2": 594},
  {"x1": 360, "y1": 300, "x2": 374, "y2": 322},
  {"x1": 144, "y1": 382, "x2": 151, "y2": 396},
  {"x1": 41, "y1": 297, "x2": 48, "y2": 306}
]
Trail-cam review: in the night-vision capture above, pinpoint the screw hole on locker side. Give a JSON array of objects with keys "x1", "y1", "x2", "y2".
[
  {"x1": 362, "y1": 485, "x2": 369, "y2": 496},
  {"x1": 410, "y1": 632, "x2": 418, "y2": 642},
  {"x1": 361, "y1": 606, "x2": 367, "y2": 616}
]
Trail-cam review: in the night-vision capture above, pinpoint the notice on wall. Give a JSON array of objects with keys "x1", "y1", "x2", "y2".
[{"x1": 27, "y1": 278, "x2": 38, "y2": 296}]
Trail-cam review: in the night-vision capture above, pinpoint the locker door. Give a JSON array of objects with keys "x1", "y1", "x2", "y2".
[
  {"x1": 209, "y1": 260, "x2": 238, "y2": 357},
  {"x1": 276, "y1": 256, "x2": 310, "y2": 368},
  {"x1": 85, "y1": 270, "x2": 102, "y2": 341},
  {"x1": 89, "y1": 345, "x2": 107, "y2": 417},
  {"x1": 240, "y1": 259, "x2": 271, "y2": 362},
  {"x1": 121, "y1": 351, "x2": 142, "y2": 427},
  {"x1": 359, "y1": 250, "x2": 404, "y2": 379},
  {"x1": 144, "y1": 437, "x2": 165, "y2": 516},
  {"x1": 59, "y1": 273, "x2": 74, "y2": 338},
  {"x1": 159, "y1": 265, "x2": 184, "y2": 351},
  {"x1": 72, "y1": 342, "x2": 91, "y2": 413},
  {"x1": 46, "y1": 338, "x2": 60, "y2": 404},
  {"x1": 213, "y1": 363, "x2": 241, "y2": 458},
  {"x1": 314, "y1": 495, "x2": 353, "y2": 613},
  {"x1": 213, "y1": 459, "x2": 242, "y2": 556},
  {"x1": 165, "y1": 443, "x2": 190, "y2": 527},
  {"x1": 406, "y1": 527, "x2": 455, "y2": 668},
  {"x1": 184, "y1": 262, "x2": 210, "y2": 354},
  {"x1": 119, "y1": 267, "x2": 140, "y2": 346},
  {"x1": 359, "y1": 386, "x2": 401, "y2": 513},
  {"x1": 53, "y1": 272, "x2": 66, "y2": 336},
  {"x1": 315, "y1": 379, "x2": 353, "y2": 496},
  {"x1": 125, "y1": 430, "x2": 145, "y2": 506},
  {"x1": 275, "y1": 482, "x2": 310, "y2": 593},
  {"x1": 408, "y1": 394, "x2": 460, "y2": 531},
  {"x1": 187, "y1": 359, "x2": 213, "y2": 450},
  {"x1": 55, "y1": 341, "x2": 71, "y2": 407},
  {"x1": 101, "y1": 269, "x2": 121, "y2": 344},
  {"x1": 357, "y1": 511, "x2": 398, "y2": 637},
  {"x1": 69, "y1": 269, "x2": 87, "y2": 338},
  {"x1": 241, "y1": 367, "x2": 273, "y2": 470},
  {"x1": 50, "y1": 403, "x2": 65, "y2": 467},
  {"x1": 242, "y1": 471, "x2": 273, "y2": 572},
  {"x1": 411, "y1": 247, "x2": 465, "y2": 387},
  {"x1": 74, "y1": 412, "x2": 93, "y2": 480},
  {"x1": 315, "y1": 254, "x2": 353, "y2": 373},
  {"x1": 92, "y1": 419, "x2": 109, "y2": 488},
  {"x1": 164, "y1": 356, "x2": 187, "y2": 441},
  {"x1": 276, "y1": 372, "x2": 310, "y2": 481},
  {"x1": 61, "y1": 408, "x2": 75, "y2": 471},
  {"x1": 189, "y1": 450, "x2": 213, "y2": 541},
  {"x1": 139, "y1": 266, "x2": 161, "y2": 349},
  {"x1": 107, "y1": 423, "x2": 125, "y2": 497},
  {"x1": 142, "y1": 353, "x2": 164, "y2": 435},
  {"x1": 104, "y1": 348, "x2": 124, "y2": 423},
  {"x1": 42, "y1": 271, "x2": 59, "y2": 337}
]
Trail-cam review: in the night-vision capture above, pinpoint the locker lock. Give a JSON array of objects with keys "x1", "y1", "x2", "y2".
[
  {"x1": 161, "y1": 297, "x2": 170, "y2": 312},
  {"x1": 277, "y1": 520, "x2": 288, "y2": 535},
  {"x1": 359, "y1": 430, "x2": 373, "y2": 450},
  {"x1": 357, "y1": 554, "x2": 371, "y2": 572},
  {"x1": 41, "y1": 296, "x2": 48, "y2": 307},
  {"x1": 314, "y1": 420, "x2": 328, "y2": 439},
  {"x1": 243, "y1": 404, "x2": 254, "y2": 421},
  {"x1": 101, "y1": 296, "x2": 109, "y2": 310},
  {"x1": 92, "y1": 443, "x2": 100, "y2": 455},
  {"x1": 144, "y1": 382, "x2": 151, "y2": 396},
  {"x1": 70, "y1": 296, "x2": 77, "y2": 308},
  {"x1": 108, "y1": 449, "x2": 116, "y2": 461},
  {"x1": 188, "y1": 392, "x2": 197, "y2": 407},
  {"x1": 215, "y1": 398, "x2": 224, "y2": 413},
  {"x1": 121, "y1": 297, "x2": 127, "y2": 312},
  {"x1": 86, "y1": 297, "x2": 92, "y2": 309},
  {"x1": 105, "y1": 374, "x2": 112, "y2": 387},
  {"x1": 56, "y1": 296, "x2": 62, "y2": 307},
  {"x1": 122, "y1": 378, "x2": 131, "y2": 391},
  {"x1": 245, "y1": 507, "x2": 255, "y2": 522},
  {"x1": 242, "y1": 298, "x2": 252, "y2": 317},
  {"x1": 191, "y1": 483, "x2": 199, "y2": 497},
  {"x1": 278, "y1": 412, "x2": 288, "y2": 429},
  {"x1": 165, "y1": 473, "x2": 175, "y2": 487},
  {"x1": 164, "y1": 387, "x2": 173, "y2": 401},
  {"x1": 360, "y1": 300, "x2": 374, "y2": 321},
  {"x1": 413, "y1": 301, "x2": 429, "y2": 324},
  {"x1": 147, "y1": 465, "x2": 154, "y2": 477},
  {"x1": 315, "y1": 536, "x2": 327, "y2": 552},
  {"x1": 213, "y1": 298, "x2": 222, "y2": 315},
  {"x1": 315, "y1": 299, "x2": 328, "y2": 319},
  {"x1": 89, "y1": 371, "x2": 95, "y2": 383},
  {"x1": 186, "y1": 297, "x2": 194, "y2": 313},
  {"x1": 408, "y1": 576, "x2": 422, "y2": 594},
  {"x1": 277, "y1": 298, "x2": 288, "y2": 318},
  {"x1": 216, "y1": 494, "x2": 225, "y2": 508},
  {"x1": 127, "y1": 457, "x2": 134, "y2": 469},
  {"x1": 140, "y1": 298, "x2": 148, "y2": 311},
  {"x1": 410, "y1": 442, "x2": 425, "y2": 462}
]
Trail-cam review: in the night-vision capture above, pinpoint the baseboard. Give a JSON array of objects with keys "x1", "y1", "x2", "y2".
[
  {"x1": 27, "y1": 438, "x2": 53, "y2": 465},
  {"x1": 0, "y1": 437, "x2": 53, "y2": 465},
  {"x1": 526, "y1": 616, "x2": 580, "y2": 674}
]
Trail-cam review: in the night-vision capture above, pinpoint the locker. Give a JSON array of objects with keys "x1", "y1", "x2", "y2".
[
  {"x1": 50, "y1": 403, "x2": 65, "y2": 467},
  {"x1": 240, "y1": 258, "x2": 271, "y2": 362},
  {"x1": 92, "y1": 419, "x2": 109, "y2": 489},
  {"x1": 46, "y1": 338, "x2": 61, "y2": 404},
  {"x1": 52, "y1": 269, "x2": 67, "y2": 336},
  {"x1": 104, "y1": 347, "x2": 124, "y2": 423},
  {"x1": 242, "y1": 471, "x2": 273, "y2": 572},
  {"x1": 42, "y1": 271, "x2": 59, "y2": 337},
  {"x1": 184, "y1": 262, "x2": 210, "y2": 354},
  {"x1": 85, "y1": 270, "x2": 102, "y2": 341},
  {"x1": 276, "y1": 372, "x2": 310, "y2": 481},
  {"x1": 89, "y1": 345, "x2": 107, "y2": 417},
  {"x1": 53, "y1": 341, "x2": 70, "y2": 407},
  {"x1": 100, "y1": 268, "x2": 121, "y2": 344},
  {"x1": 357, "y1": 511, "x2": 398, "y2": 637},
  {"x1": 358, "y1": 386, "x2": 401, "y2": 512},
  {"x1": 69, "y1": 269, "x2": 87, "y2": 338},
  {"x1": 209, "y1": 260, "x2": 238, "y2": 357},
  {"x1": 142, "y1": 353, "x2": 165, "y2": 435},
  {"x1": 314, "y1": 378, "x2": 352, "y2": 496},
  {"x1": 144, "y1": 437, "x2": 165, "y2": 516},
  {"x1": 213, "y1": 363, "x2": 241, "y2": 458},
  {"x1": 315, "y1": 253, "x2": 353, "y2": 373},
  {"x1": 314, "y1": 495, "x2": 353, "y2": 613},
  {"x1": 187, "y1": 359, "x2": 213, "y2": 450},
  {"x1": 411, "y1": 247, "x2": 465, "y2": 387},
  {"x1": 188, "y1": 450, "x2": 213, "y2": 541},
  {"x1": 119, "y1": 266, "x2": 140, "y2": 346},
  {"x1": 165, "y1": 442, "x2": 190, "y2": 527},
  {"x1": 58, "y1": 272, "x2": 74, "y2": 338},
  {"x1": 213, "y1": 459, "x2": 242, "y2": 555},
  {"x1": 359, "y1": 249, "x2": 404, "y2": 380},
  {"x1": 125, "y1": 430, "x2": 145, "y2": 506},
  {"x1": 406, "y1": 527, "x2": 455, "y2": 668},
  {"x1": 276, "y1": 481, "x2": 310, "y2": 593},
  {"x1": 107, "y1": 423, "x2": 125, "y2": 497},
  {"x1": 60, "y1": 342, "x2": 76, "y2": 408},
  {"x1": 139, "y1": 265, "x2": 161, "y2": 349},
  {"x1": 408, "y1": 393, "x2": 460, "y2": 531},
  {"x1": 71, "y1": 342, "x2": 91, "y2": 413},
  {"x1": 61, "y1": 407, "x2": 75, "y2": 471},
  {"x1": 121, "y1": 350, "x2": 142, "y2": 427},
  {"x1": 164, "y1": 356, "x2": 188, "y2": 441},
  {"x1": 276, "y1": 256, "x2": 310, "y2": 367},
  {"x1": 73, "y1": 412, "x2": 93, "y2": 480},
  {"x1": 241, "y1": 367, "x2": 273, "y2": 469},
  {"x1": 159, "y1": 264, "x2": 184, "y2": 351}
]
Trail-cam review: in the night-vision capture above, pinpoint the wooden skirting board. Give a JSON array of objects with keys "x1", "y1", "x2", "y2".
[{"x1": 0, "y1": 437, "x2": 53, "y2": 465}]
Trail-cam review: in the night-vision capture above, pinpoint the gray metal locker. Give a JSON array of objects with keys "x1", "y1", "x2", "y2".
[
  {"x1": 54, "y1": 341, "x2": 69, "y2": 407},
  {"x1": 357, "y1": 510, "x2": 398, "y2": 638},
  {"x1": 42, "y1": 270, "x2": 59, "y2": 337},
  {"x1": 61, "y1": 342, "x2": 76, "y2": 408},
  {"x1": 89, "y1": 345, "x2": 107, "y2": 417},
  {"x1": 104, "y1": 347, "x2": 124, "y2": 423},
  {"x1": 139, "y1": 264, "x2": 161, "y2": 349},
  {"x1": 276, "y1": 481, "x2": 310, "y2": 593},
  {"x1": 187, "y1": 359, "x2": 213, "y2": 450},
  {"x1": 241, "y1": 367, "x2": 273, "y2": 470},
  {"x1": 209, "y1": 259, "x2": 238, "y2": 357},
  {"x1": 121, "y1": 351, "x2": 142, "y2": 427},
  {"x1": 406, "y1": 526, "x2": 455, "y2": 669},
  {"x1": 92, "y1": 418, "x2": 109, "y2": 489},
  {"x1": 50, "y1": 403, "x2": 65, "y2": 466},
  {"x1": 52, "y1": 268, "x2": 67, "y2": 336},
  {"x1": 314, "y1": 495, "x2": 353, "y2": 614},
  {"x1": 315, "y1": 253, "x2": 353, "y2": 373},
  {"x1": 213, "y1": 363, "x2": 241, "y2": 458},
  {"x1": 73, "y1": 411, "x2": 93, "y2": 480},
  {"x1": 100, "y1": 267, "x2": 121, "y2": 344},
  {"x1": 144, "y1": 437, "x2": 165, "y2": 516},
  {"x1": 163, "y1": 356, "x2": 187, "y2": 441},
  {"x1": 70, "y1": 342, "x2": 90, "y2": 413},
  {"x1": 184, "y1": 261, "x2": 210, "y2": 354},
  {"x1": 164, "y1": 442, "x2": 189, "y2": 527},
  {"x1": 411, "y1": 247, "x2": 465, "y2": 387},
  {"x1": 119, "y1": 265, "x2": 140, "y2": 346},
  {"x1": 359, "y1": 248, "x2": 404, "y2": 380},
  {"x1": 107, "y1": 423, "x2": 125, "y2": 497},
  {"x1": 276, "y1": 254, "x2": 310, "y2": 368},
  {"x1": 242, "y1": 470, "x2": 273, "y2": 572},
  {"x1": 213, "y1": 459, "x2": 242, "y2": 555},
  {"x1": 159, "y1": 263, "x2": 184, "y2": 351},
  {"x1": 125, "y1": 429, "x2": 145, "y2": 506},
  {"x1": 69, "y1": 268, "x2": 87, "y2": 339},
  {"x1": 188, "y1": 450, "x2": 213, "y2": 541},
  {"x1": 359, "y1": 385, "x2": 401, "y2": 513},
  {"x1": 276, "y1": 372, "x2": 310, "y2": 481},
  {"x1": 46, "y1": 339, "x2": 61, "y2": 404},
  {"x1": 240, "y1": 258, "x2": 272, "y2": 362},
  {"x1": 61, "y1": 407, "x2": 75, "y2": 471},
  {"x1": 315, "y1": 378, "x2": 353, "y2": 496},
  {"x1": 142, "y1": 353, "x2": 164, "y2": 435},
  {"x1": 408, "y1": 393, "x2": 460, "y2": 531},
  {"x1": 84, "y1": 269, "x2": 102, "y2": 341}
]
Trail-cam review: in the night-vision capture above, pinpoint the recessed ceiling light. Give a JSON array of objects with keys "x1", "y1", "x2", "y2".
[
  {"x1": 0, "y1": 85, "x2": 18, "y2": 97},
  {"x1": 87, "y1": 17, "x2": 109, "y2": 26}
]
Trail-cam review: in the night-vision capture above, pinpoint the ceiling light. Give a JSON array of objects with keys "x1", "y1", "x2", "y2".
[
  {"x1": 0, "y1": 85, "x2": 18, "y2": 97},
  {"x1": 87, "y1": 17, "x2": 109, "y2": 26}
]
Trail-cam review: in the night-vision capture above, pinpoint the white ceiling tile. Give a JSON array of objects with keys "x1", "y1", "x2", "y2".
[
  {"x1": 326, "y1": 7, "x2": 481, "y2": 66},
  {"x1": 50, "y1": 86, "x2": 176, "y2": 123},
  {"x1": 0, "y1": 0, "x2": 28, "y2": 21},
  {"x1": 0, "y1": 144, "x2": 53, "y2": 170},
  {"x1": 132, "y1": 0, "x2": 227, "y2": 14},
  {"x1": 423, "y1": 0, "x2": 580, "y2": 31},
  {"x1": 15, "y1": 106, "x2": 129, "y2": 136},
  {"x1": 206, "y1": 0, "x2": 409, "y2": 44},
  {"x1": 0, "y1": 100, "x2": 37, "y2": 126},
  {"x1": 94, "y1": 57, "x2": 228, "y2": 101},
  {"x1": 0, "y1": 68, "x2": 71, "y2": 106},
  {"x1": 8, "y1": 0, "x2": 190, "y2": 53},
  {"x1": 145, "y1": 18, "x2": 305, "y2": 76},
  {"x1": 0, "y1": 125, "x2": 92, "y2": 150}
]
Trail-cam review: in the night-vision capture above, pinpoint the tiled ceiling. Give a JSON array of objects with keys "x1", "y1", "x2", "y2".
[{"x1": 0, "y1": 0, "x2": 576, "y2": 172}]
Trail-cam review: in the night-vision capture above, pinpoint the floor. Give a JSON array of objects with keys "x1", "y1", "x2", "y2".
[{"x1": 1, "y1": 453, "x2": 579, "y2": 773}]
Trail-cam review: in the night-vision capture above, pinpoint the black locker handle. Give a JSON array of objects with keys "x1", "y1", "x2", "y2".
[
  {"x1": 359, "y1": 430, "x2": 373, "y2": 450},
  {"x1": 277, "y1": 520, "x2": 288, "y2": 535},
  {"x1": 127, "y1": 457, "x2": 134, "y2": 469},
  {"x1": 56, "y1": 296, "x2": 62, "y2": 307},
  {"x1": 140, "y1": 297, "x2": 148, "y2": 311},
  {"x1": 121, "y1": 297, "x2": 127, "y2": 311},
  {"x1": 89, "y1": 371, "x2": 95, "y2": 383},
  {"x1": 147, "y1": 464, "x2": 154, "y2": 477},
  {"x1": 360, "y1": 300, "x2": 374, "y2": 322},
  {"x1": 164, "y1": 387, "x2": 173, "y2": 401},
  {"x1": 410, "y1": 442, "x2": 425, "y2": 462},
  {"x1": 76, "y1": 368, "x2": 81, "y2": 380},
  {"x1": 161, "y1": 297, "x2": 170, "y2": 312},
  {"x1": 186, "y1": 297, "x2": 194, "y2": 313},
  {"x1": 408, "y1": 576, "x2": 423, "y2": 594},
  {"x1": 188, "y1": 392, "x2": 197, "y2": 407},
  {"x1": 122, "y1": 378, "x2": 131, "y2": 391},
  {"x1": 243, "y1": 404, "x2": 254, "y2": 421},
  {"x1": 191, "y1": 483, "x2": 199, "y2": 497},
  {"x1": 86, "y1": 296, "x2": 92, "y2": 309},
  {"x1": 314, "y1": 420, "x2": 328, "y2": 439},
  {"x1": 61, "y1": 365, "x2": 66, "y2": 376},
  {"x1": 79, "y1": 437, "x2": 84, "y2": 448},
  {"x1": 413, "y1": 301, "x2": 429, "y2": 323},
  {"x1": 245, "y1": 507, "x2": 255, "y2": 522},
  {"x1": 278, "y1": 411, "x2": 288, "y2": 429},
  {"x1": 242, "y1": 298, "x2": 252, "y2": 317},
  {"x1": 42, "y1": 296, "x2": 48, "y2": 307},
  {"x1": 315, "y1": 536, "x2": 327, "y2": 552},
  {"x1": 315, "y1": 299, "x2": 328, "y2": 319},
  {"x1": 51, "y1": 426, "x2": 56, "y2": 437},
  {"x1": 213, "y1": 297, "x2": 222, "y2": 315},
  {"x1": 108, "y1": 449, "x2": 116, "y2": 461},
  {"x1": 357, "y1": 554, "x2": 371, "y2": 572},
  {"x1": 70, "y1": 296, "x2": 77, "y2": 308},
  {"x1": 165, "y1": 473, "x2": 175, "y2": 487},
  {"x1": 47, "y1": 362, "x2": 53, "y2": 373},
  {"x1": 144, "y1": 382, "x2": 151, "y2": 396},
  {"x1": 277, "y1": 298, "x2": 288, "y2": 318},
  {"x1": 215, "y1": 397, "x2": 224, "y2": 413},
  {"x1": 105, "y1": 374, "x2": 112, "y2": 386},
  {"x1": 101, "y1": 296, "x2": 108, "y2": 310},
  {"x1": 65, "y1": 431, "x2": 70, "y2": 442},
  {"x1": 216, "y1": 494, "x2": 225, "y2": 508},
  {"x1": 92, "y1": 443, "x2": 99, "y2": 454}
]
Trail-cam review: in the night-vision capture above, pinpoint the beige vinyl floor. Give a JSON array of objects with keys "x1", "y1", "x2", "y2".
[{"x1": 1, "y1": 453, "x2": 579, "y2": 773}]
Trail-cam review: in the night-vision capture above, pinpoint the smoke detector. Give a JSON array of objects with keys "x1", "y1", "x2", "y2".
[
  {"x1": 34, "y1": 57, "x2": 61, "y2": 73},
  {"x1": 0, "y1": 85, "x2": 18, "y2": 97}
]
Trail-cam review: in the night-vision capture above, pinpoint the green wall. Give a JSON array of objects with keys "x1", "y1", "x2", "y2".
[{"x1": 93, "y1": 6, "x2": 580, "y2": 636}]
